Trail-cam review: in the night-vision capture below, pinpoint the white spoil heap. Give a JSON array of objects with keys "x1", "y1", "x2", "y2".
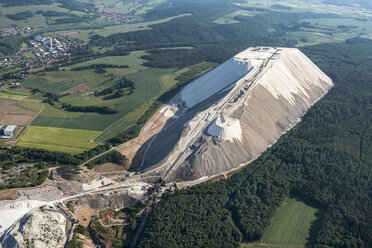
[
  {"x1": 207, "y1": 114, "x2": 242, "y2": 142},
  {"x1": 0, "y1": 200, "x2": 47, "y2": 234},
  {"x1": 141, "y1": 46, "x2": 334, "y2": 182},
  {"x1": 1, "y1": 209, "x2": 66, "y2": 248},
  {"x1": 159, "y1": 106, "x2": 179, "y2": 118},
  {"x1": 258, "y1": 48, "x2": 333, "y2": 105},
  {"x1": 178, "y1": 58, "x2": 252, "y2": 108}
]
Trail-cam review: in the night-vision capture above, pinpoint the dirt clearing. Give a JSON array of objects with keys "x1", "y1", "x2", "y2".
[
  {"x1": 0, "y1": 189, "x2": 19, "y2": 200},
  {"x1": 0, "y1": 99, "x2": 37, "y2": 126},
  {"x1": 118, "y1": 111, "x2": 175, "y2": 169},
  {"x1": 94, "y1": 163, "x2": 127, "y2": 173},
  {"x1": 76, "y1": 206, "x2": 95, "y2": 227}
]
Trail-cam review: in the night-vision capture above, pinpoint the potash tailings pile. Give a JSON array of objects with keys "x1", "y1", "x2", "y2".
[{"x1": 140, "y1": 47, "x2": 333, "y2": 183}]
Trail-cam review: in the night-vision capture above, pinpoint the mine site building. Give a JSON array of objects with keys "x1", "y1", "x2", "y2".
[
  {"x1": 4, "y1": 125, "x2": 18, "y2": 137},
  {"x1": 34, "y1": 35, "x2": 43, "y2": 42}
]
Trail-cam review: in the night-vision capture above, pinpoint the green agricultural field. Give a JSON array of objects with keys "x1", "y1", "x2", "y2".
[
  {"x1": 0, "y1": 3, "x2": 86, "y2": 28},
  {"x1": 24, "y1": 56, "x2": 215, "y2": 142},
  {"x1": 31, "y1": 68, "x2": 172, "y2": 133},
  {"x1": 287, "y1": 31, "x2": 334, "y2": 47},
  {"x1": 214, "y1": 9, "x2": 255, "y2": 24},
  {"x1": 235, "y1": 0, "x2": 369, "y2": 17},
  {"x1": 62, "y1": 94, "x2": 124, "y2": 107},
  {"x1": 97, "y1": 14, "x2": 191, "y2": 36},
  {"x1": 70, "y1": 51, "x2": 149, "y2": 71},
  {"x1": 16, "y1": 100, "x2": 43, "y2": 112},
  {"x1": 6, "y1": 89, "x2": 32, "y2": 96},
  {"x1": 95, "y1": 62, "x2": 216, "y2": 142},
  {"x1": 17, "y1": 126, "x2": 101, "y2": 154},
  {"x1": 55, "y1": 14, "x2": 191, "y2": 42},
  {"x1": 222, "y1": 1, "x2": 372, "y2": 46},
  {"x1": 38, "y1": 103, "x2": 83, "y2": 118},
  {"x1": 24, "y1": 69, "x2": 110, "y2": 94},
  {"x1": 94, "y1": 68, "x2": 173, "y2": 142},
  {"x1": 0, "y1": 92, "x2": 28, "y2": 100},
  {"x1": 262, "y1": 198, "x2": 319, "y2": 246},
  {"x1": 82, "y1": 0, "x2": 166, "y2": 15}
]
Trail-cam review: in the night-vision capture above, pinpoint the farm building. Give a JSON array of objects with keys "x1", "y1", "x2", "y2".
[
  {"x1": 0, "y1": 125, "x2": 3, "y2": 135},
  {"x1": 4, "y1": 125, "x2": 18, "y2": 137}
]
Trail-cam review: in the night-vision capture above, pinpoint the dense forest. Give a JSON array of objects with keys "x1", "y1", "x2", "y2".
[
  {"x1": 86, "y1": 150, "x2": 128, "y2": 170},
  {"x1": 90, "y1": 1, "x2": 339, "y2": 69},
  {"x1": 136, "y1": 38, "x2": 372, "y2": 248},
  {"x1": 6, "y1": 11, "x2": 34, "y2": 20}
]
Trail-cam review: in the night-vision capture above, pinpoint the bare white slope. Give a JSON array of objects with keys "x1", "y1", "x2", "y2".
[
  {"x1": 177, "y1": 58, "x2": 252, "y2": 108},
  {"x1": 2, "y1": 209, "x2": 66, "y2": 248},
  {"x1": 258, "y1": 48, "x2": 333, "y2": 105},
  {"x1": 184, "y1": 47, "x2": 334, "y2": 179},
  {"x1": 153, "y1": 47, "x2": 333, "y2": 182},
  {"x1": 0, "y1": 200, "x2": 47, "y2": 234}
]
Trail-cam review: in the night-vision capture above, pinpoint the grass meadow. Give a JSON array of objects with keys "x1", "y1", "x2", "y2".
[
  {"x1": 24, "y1": 69, "x2": 109, "y2": 94},
  {"x1": 262, "y1": 198, "x2": 319, "y2": 246},
  {"x1": 69, "y1": 51, "x2": 149, "y2": 71}
]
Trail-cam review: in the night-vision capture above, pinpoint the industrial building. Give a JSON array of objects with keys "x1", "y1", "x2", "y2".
[{"x1": 3, "y1": 125, "x2": 18, "y2": 138}]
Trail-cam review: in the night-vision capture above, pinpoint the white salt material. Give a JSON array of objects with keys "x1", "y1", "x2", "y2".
[
  {"x1": 180, "y1": 58, "x2": 252, "y2": 107},
  {"x1": 207, "y1": 114, "x2": 242, "y2": 142},
  {"x1": 0, "y1": 200, "x2": 47, "y2": 234},
  {"x1": 258, "y1": 49, "x2": 333, "y2": 105}
]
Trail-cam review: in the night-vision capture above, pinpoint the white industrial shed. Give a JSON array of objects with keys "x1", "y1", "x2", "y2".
[{"x1": 4, "y1": 125, "x2": 18, "y2": 137}]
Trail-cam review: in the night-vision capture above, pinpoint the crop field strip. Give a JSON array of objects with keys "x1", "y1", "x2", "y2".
[{"x1": 17, "y1": 126, "x2": 101, "y2": 154}]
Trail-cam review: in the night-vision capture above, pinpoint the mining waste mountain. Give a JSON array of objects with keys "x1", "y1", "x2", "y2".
[{"x1": 140, "y1": 47, "x2": 333, "y2": 183}]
